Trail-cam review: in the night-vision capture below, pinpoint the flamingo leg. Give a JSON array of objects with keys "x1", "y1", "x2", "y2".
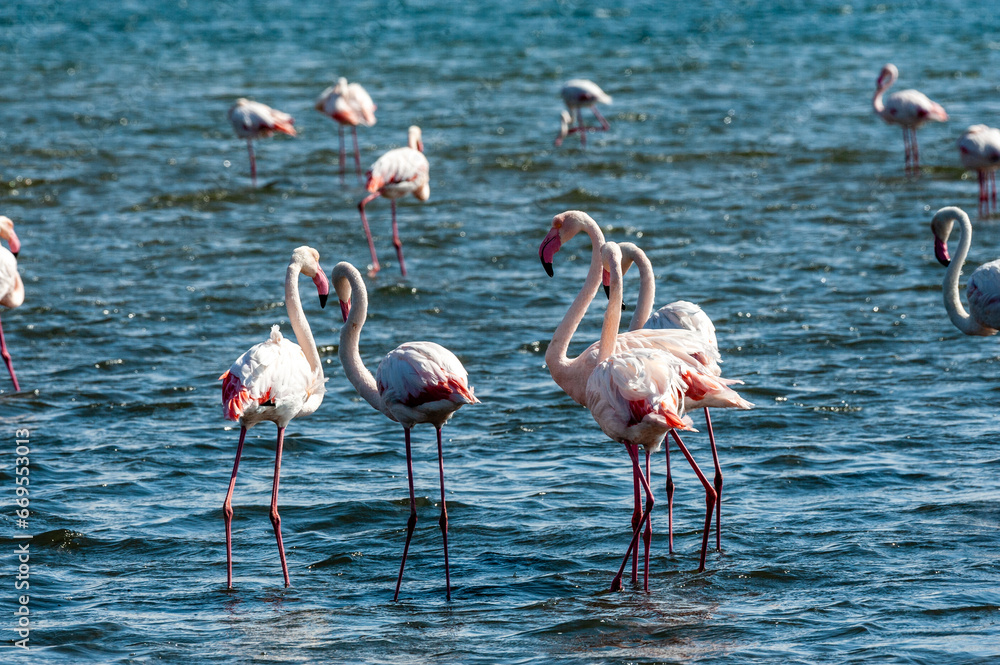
[
  {"x1": 394, "y1": 427, "x2": 418, "y2": 602},
  {"x1": 910, "y1": 128, "x2": 921, "y2": 175},
  {"x1": 670, "y1": 430, "x2": 717, "y2": 572},
  {"x1": 0, "y1": 316, "x2": 19, "y2": 392},
  {"x1": 591, "y1": 106, "x2": 611, "y2": 131},
  {"x1": 391, "y1": 199, "x2": 407, "y2": 277},
  {"x1": 269, "y1": 427, "x2": 291, "y2": 587},
  {"x1": 991, "y1": 171, "x2": 997, "y2": 215},
  {"x1": 610, "y1": 443, "x2": 655, "y2": 592},
  {"x1": 436, "y1": 427, "x2": 451, "y2": 601},
  {"x1": 664, "y1": 435, "x2": 674, "y2": 554},
  {"x1": 338, "y1": 125, "x2": 346, "y2": 179},
  {"x1": 630, "y1": 458, "x2": 640, "y2": 583},
  {"x1": 577, "y1": 111, "x2": 587, "y2": 148},
  {"x1": 642, "y1": 448, "x2": 652, "y2": 593},
  {"x1": 357, "y1": 192, "x2": 382, "y2": 276},
  {"x1": 223, "y1": 426, "x2": 247, "y2": 589},
  {"x1": 978, "y1": 171, "x2": 987, "y2": 218},
  {"x1": 704, "y1": 408, "x2": 723, "y2": 551},
  {"x1": 352, "y1": 126, "x2": 363, "y2": 180},
  {"x1": 901, "y1": 128, "x2": 911, "y2": 174},
  {"x1": 247, "y1": 139, "x2": 257, "y2": 188}
]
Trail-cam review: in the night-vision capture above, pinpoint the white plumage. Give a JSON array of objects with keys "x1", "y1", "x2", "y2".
[
  {"x1": 556, "y1": 79, "x2": 612, "y2": 147},
  {"x1": 228, "y1": 98, "x2": 296, "y2": 140},
  {"x1": 644, "y1": 300, "x2": 719, "y2": 351},
  {"x1": 316, "y1": 78, "x2": 377, "y2": 127},
  {"x1": 376, "y1": 341, "x2": 478, "y2": 428}
]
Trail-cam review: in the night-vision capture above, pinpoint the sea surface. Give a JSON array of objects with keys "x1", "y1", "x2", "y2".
[{"x1": 1, "y1": 1, "x2": 999, "y2": 663}]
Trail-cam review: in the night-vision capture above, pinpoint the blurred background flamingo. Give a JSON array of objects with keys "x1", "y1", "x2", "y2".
[
  {"x1": 316, "y1": 77, "x2": 377, "y2": 181},
  {"x1": 228, "y1": 98, "x2": 297, "y2": 187},
  {"x1": 872, "y1": 63, "x2": 947, "y2": 175},
  {"x1": 0, "y1": 216, "x2": 23, "y2": 392},
  {"x1": 957, "y1": 124, "x2": 1000, "y2": 217}
]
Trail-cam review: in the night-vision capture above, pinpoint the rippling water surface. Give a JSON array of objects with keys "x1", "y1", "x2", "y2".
[{"x1": 2, "y1": 1, "x2": 999, "y2": 663}]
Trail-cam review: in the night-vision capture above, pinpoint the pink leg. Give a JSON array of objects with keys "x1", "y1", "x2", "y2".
[
  {"x1": 630, "y1": 455, "x2": 640, "y2": 582},
  {"x1": 591, "y1": 106, "x2": 610, "y2": 131},
  {"x1": 0, "y1": 316, "x2": 20, "y2": 392},
  {"x1": 705, "y1": 408, "x2": 723, "y2": 551},
  {"x1": 670, "y1": 430, "x2": 717, "y2": 572},
  {"x1": 436, "y1": 427, "x2": 452, "y2": 600},
  {"x1": 991, "y1": 171, "x2": 997, "y2": 215},
  {"x1": 664, "y1": 436, "x2": 674, "y2": 554},
  {"x1": 223, "y1": 426, "x2": 247, "y2": 589},
  {"x1": 610, "y1": 444, "x2": 655, "y2": 592},
  {"x1": 352, "y1": 126, "x2": 363, "y2": 180},
  {"x1": 394, "y1": 427, "x2": 418, "y2": 602},
  {"x1": 391, "y1": 200, "x2": 407, "y2": 277},
  {"x1": 979, "y1": 171, "x2": 987, "y2": 218},
  {"x1": 247, "y1": 139, "x2": 257, "y2": 188},
  {"x1": 358, "y1": 192, "x2": 382, "y2": 276},
  {"x1": 339, "y1": 125, "x2": 346, "y2": 179},
  {"x1": 269, "y1": 427, "x2": 291, "y2": 587},
  {"x1": 642, "y1": 448, "x2": 652, "y2": 593}
]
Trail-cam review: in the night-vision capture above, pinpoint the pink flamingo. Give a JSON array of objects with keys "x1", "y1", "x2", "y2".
[
  {"x1": 872, "y1": 63, "x2": 948, "y2": 175},
  {"x1": 358, "y1": 126, "x2": 429, "y2": 277},
  {"x1": 316, "y1": 78, "x2": 377, "y2": 180},
  {"x1": 228, "y1": 98, "x2": 297, "y2": 187},
  {"x1": 219, "y1": 246, "x2": 329, "y2": 589},
  {"x1": 539, "y1": 212, "x2": 750, "y2": 578},
  {"x1": 957, "y1": 124, "x2": 1000, "y2": 217},
  {"x1": 555, "y1": 79, "x2": 612, "y2": 147},
  {"x1": 332, "y1": 261, "x2": 479, "y2": 601},
  {"x1": 930, "y1": 206, "x2": 1000, "y2": 336},
  {"x1": 0, "y1": 216, "x2": 23, "y2": 392}
]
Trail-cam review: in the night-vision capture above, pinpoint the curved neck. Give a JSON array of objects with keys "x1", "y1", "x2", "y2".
[
  {"x1": 338, "y1": 270, "x2": 395, "y2": 419},
  {"x1": 598, "y1": 253, "x2": 624, "y2": 362},
  {"x1": 623, "y1": 244, "x2": 655, "y2": 332},
  {"x1": 544, "y1": 220, "x2": 605, "y2": 377},
  {"x1": 872, "y1": 87, "x2": 885, "y2": 114},
  {"x1": 285, "y1": 264, "x2": 322, "y2": 374},
  {"x1": 943, "y1": 213, "x2": 991, "y2": 335}
]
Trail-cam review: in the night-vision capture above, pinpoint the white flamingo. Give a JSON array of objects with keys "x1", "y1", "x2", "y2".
[
  {"x1": 228, "y1": 98, "x2": 297, "y2": 187},
  {"x1": 957, "y1": 124, "x2": 1000, "y2": 217},
  {"x1": 0, "y1": 216, "x2": 23, "y2": 392},
  {"x1": 358, "y1": 126, "x2": 430, "y2": 277},
  {"x1": 332, "y1": 261, "x2": 479, "y2": 601},
  {"x1": 872, "y1": 63, "x2": 948, "y2": 174},
  {"x1": 930, "y1": 206, "x2": 1000, "y2": 336},
  {"x1": 219, "y1": 246, "x2": 329, "y2": 589},
  {"x1": 316, "y1": 78, "x2": 377, "y2": 180},
  {"x1": 555, "y1": 79, "x2": 612, "y2": 147}
]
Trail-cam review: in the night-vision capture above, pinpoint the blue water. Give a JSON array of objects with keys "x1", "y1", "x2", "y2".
[{"x1": 2, "y1": 1, "x2": 999, "y2": 663}]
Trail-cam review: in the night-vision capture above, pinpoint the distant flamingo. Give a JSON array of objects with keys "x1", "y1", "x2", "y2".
[
  {"x1": 957, "y1": 124, "x2": 1000, "y2": 217},
  {"x1": 332, "y1": 261, "x2": 479, "y2": 601},
  {"x1": 872, "y1": 63, "x2": 948, "y2": 175},
  {"x1": 555, "y1": 79, "x2": 612, "y2": 147},
  {"x1": 228, "y1": 98, "x2": 297, "y2": 187},
  {"x1": 930, "y1": 206, "x2": 1000, "y2": 336},
  {"x1": 358, "y1": 126, "x2": 429, "y2": 277},
  {"x1": 316, "y1": 78, "x2": 377, "y2": 180},
  {"x1": 0, "y1": 216, "x2": 23, "y2": 392},
  {"x1": 219, "y1": 246, "x2": 329, "y2": 589}
]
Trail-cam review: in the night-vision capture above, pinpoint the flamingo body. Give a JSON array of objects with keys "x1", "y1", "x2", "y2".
[
  {"x1": 644, "y1": 300, "x2": 718, "y2": 350},
  {"x1": 556, "y1": 79, "x2": 612, "y2": 147},
  {"x1": 957, "y1": 124, "x2": 1000, "y2": 216}
]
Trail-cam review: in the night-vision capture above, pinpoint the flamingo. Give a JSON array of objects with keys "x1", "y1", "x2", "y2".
[
  {"x1": 539, "y1": 212, "x2": 750, "y2": 576},
  {"x1": 0, "y1": 216, "x2": 23, "y2": 392},
  {"x1": 316, "y1": 78, "x2": 377, "y2": 180},
  {"x1": 332, "y1": 261, "x2": 479, "y2": 601},
  {"x1": 957, "y1": 124, "x2": 1000, "y2": 217},
  {"x1": 357, "y1": 126, "x2": 429, "y2": 277},
  {"x1": 219, "y1": 246, "x2": 329, "y2": 589},
  {"x1": 555, "y1": 79, "x2": 612, "y2": 148},
  {"x1": 930, "y1": 206, "x2": 1000, "y2": 336},
  {"x1": 228, "y1": 98, "x2": 297, "y2": 187},
  {"x1": 872, "y1": 63, "x2": 948, "y2": 175}
]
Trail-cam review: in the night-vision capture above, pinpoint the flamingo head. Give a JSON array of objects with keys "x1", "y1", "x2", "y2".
[
  {"x1": 555, "y1": 110, "x2": 572, "y2": 146},
  {"x1": 601, "y1": 241, "x2": 624, "y2": 302},
  {"x1": 332, "y1": 262, "x2": 355, "y2": 322},
  {"x1": 408, "y1": 125, "x2": 424, "y2": 152},
  {"x1": 0, "y1": 216, "x2": 20, "y2": 257},
  {"x1": 876, "y1": 63, "x2": 898, "y2": 92},
  {"x1": 930, "y1": 207, "x2": 965, "y2": 267},
  {"x1": 540, "y1": 210, "x2": 596, "y2": 277},
  {"x1": 293, "y1": 246, "x2": 329, "y2": 308}
]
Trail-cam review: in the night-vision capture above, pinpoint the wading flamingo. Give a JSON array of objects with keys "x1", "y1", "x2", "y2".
[
  {"x1": 555, "y1": 80, "x2": 612, "y2": 148},
  {"x1": 0, "y1": 216, "x2": 23, "y2": 392},
  {"x1": 358, "y1": 126, "x2": 429, "y2": 277},
  {"x1": 930, "y1": 206, "x2": 1000, "y2": 336},
  {"x1": 872, "y1": 63, "x2": 947, "y2": 175},
  {"x1": 220, "y1": 246, "x2": 329, "y2": 589},
  {"x1": 332, "y1": 261, "x2": 479, "y2": 601},
  {"x1": 316, "y1": 78, "x2": 377, "y2": 180},
  {"x1": 228, "y1": 98, "x2": 297, "y2": 187},
  {"x1": 957, "y1": 124, "x2": 1000, "y2": 217}
]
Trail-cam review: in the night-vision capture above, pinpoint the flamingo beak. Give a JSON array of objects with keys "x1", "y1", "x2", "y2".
[
  {"x1": 7, "y1": 229, "x2": 20, "y2": 258},
  {"x1": 340, "y1": 298, "x2": 351, "y2": 323},
  {"x1": 313, "y1": 268, "x2": 330, "y2": 308},
  {"x1": 602, "y1": 268, "x2": 611, "y2": 298},
  {"x1": 934, "y1": 236, "x2": 951, "y2": 267},
  {"x1": 539, "y1": 228, "x2": 562, "y2": 277}
]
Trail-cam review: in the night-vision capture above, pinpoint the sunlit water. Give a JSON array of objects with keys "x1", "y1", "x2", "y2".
[{"x1": 1, "y1": 1, "x2": 999, "y2": 663}]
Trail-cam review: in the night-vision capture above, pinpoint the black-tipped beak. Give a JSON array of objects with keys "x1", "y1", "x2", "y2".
[
  {"x1": 12, "y1": 252, "x2": 17, "y2": 259},
  {"x1": 319, "y1": 293, "x2": 328, "y2": 309},
  {"x1": 603, "y1": 284, "x2": 610, "y2": 299},
  {"x1": 542, "y1": 260, "x2": 553, "y2": 277}
]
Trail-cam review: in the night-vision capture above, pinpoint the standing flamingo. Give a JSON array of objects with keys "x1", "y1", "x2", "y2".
[
  {"x1": 0, "y1": 216, "x2": 23, "y2": 392},
  {"x1": 316, "y1": 78, "x2": 377, "y2": 180},
  {"x1": 872, "y1": 63, "x2": 948, "y2": 175},
  {"x1": 930, "y1": 206, "x2": 1000, "y2": 336},
  {"x1": 332, "y1": 261, "x2": 479, "y2": 601},
  {"x1": 957, "y1": 124, "x2": 1000, "y2": 217},
  {"x1": 228, "y1": 98, "x2": 297, "y2": 187},
  {"x1": 358, "y1": 126, "x2": 429, "y2": 277},
  {"x1": 555, "y1": 79, "x2": 612, "y2": 147},
  {"x1": 219, "y1": 246, "x2": 329, "y2": 589}
]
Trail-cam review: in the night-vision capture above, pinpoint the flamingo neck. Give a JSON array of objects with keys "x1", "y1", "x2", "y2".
[
  {"x1": 338, "y1": 268, "x2": 395, "y2": 419},
  {"x1": 623, "y1": 244, "x2": 655, "y2": 332},
  {"x1": 942, "y1": 211, "x2": 992, "y2": 335},
  {"x1": 598, "y1": 252, "x2": 624, "y2": 362},
  {"x1": 285, "y1": 264, "x2": 322, "y2": 375},
  {"x1": 544, "y1": 219, "x2": 606, "y2": 383}
]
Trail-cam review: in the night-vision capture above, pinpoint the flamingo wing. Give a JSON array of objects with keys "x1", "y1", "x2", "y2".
[
  {"x1": 229, "y1": 99, "x2": 297, "y2": 139},
  {"x1": 562, "y1": 79, "x2": 612, "y2": 106},
  {"x1": 366, "y1": 148, "x2": 430, "y2": 195},
  {"x1": 967, "y1": 261, "x2": 1000, "y2": 331},
  {"x1": 376, "y1": 341, "x2": 478, "y2": 409},
  {"x1": 882, "y1": 89, "x2": 947, "y2": 127},
  {"x1": 346, "y1": 83, "x2": 376, "y2": 126},
  {"x1": 0, "y1": 249, "x2": 18, "y2": 304}
]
